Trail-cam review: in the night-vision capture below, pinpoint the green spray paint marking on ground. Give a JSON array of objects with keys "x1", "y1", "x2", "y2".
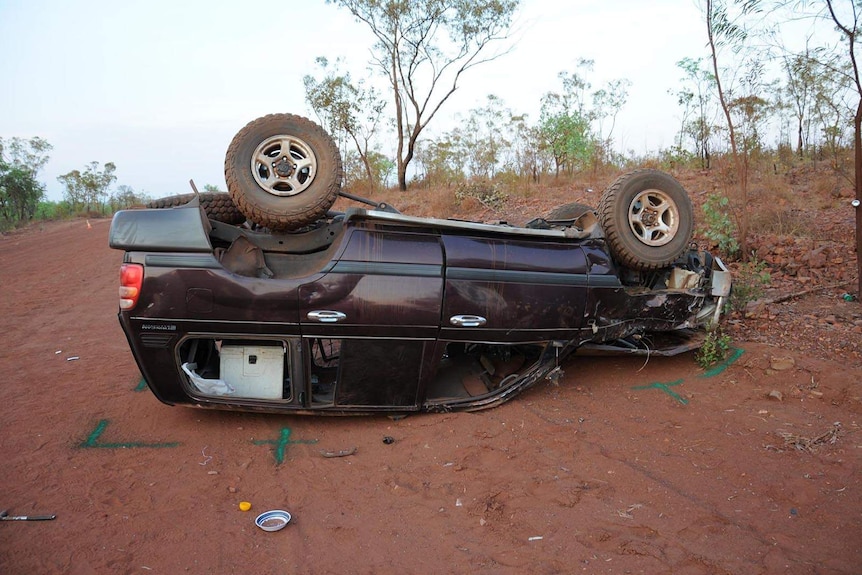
[
  {"x1": 632, "y1": 379, "x2": 687, "y2": 404},
  {"x1": 253, "y1": 428, "x2": 318, "y2": 465},
  {"x1": 79, "y1": 419, "x2": 180, "y2": 449},
  {"x1": 700, "y1": 347, "x2": 745, "y2": 378},
  {"x1": 134, "y1": 378, "x2": 148, "y2": 392}
]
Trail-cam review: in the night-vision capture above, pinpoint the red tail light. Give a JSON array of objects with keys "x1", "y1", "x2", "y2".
[{"x1": 119, "y1": 264, "x2": 144, "y2": 310}]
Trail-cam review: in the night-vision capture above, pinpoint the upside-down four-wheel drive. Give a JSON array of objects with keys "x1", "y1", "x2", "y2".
[{"x1": 109, "y1": 114, "x2": 730, "y2": 415}]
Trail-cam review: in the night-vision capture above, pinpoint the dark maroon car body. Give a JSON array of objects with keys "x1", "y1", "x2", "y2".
[{"x1": 109, "y1": 200, "x2": 729, "y2": 415}]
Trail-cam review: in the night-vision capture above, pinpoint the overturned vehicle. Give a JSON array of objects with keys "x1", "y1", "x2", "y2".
[{"x1": 110, "y1": 114, "x2": 731, "y2": 415}]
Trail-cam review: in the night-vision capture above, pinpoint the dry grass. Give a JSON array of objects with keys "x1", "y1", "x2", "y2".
[
  {"x1": 775, "y1": 422, "x2": 842, "y2": 452},
  {"x1": 334, "y1": 158, "x2": 852, "y2": 240}
]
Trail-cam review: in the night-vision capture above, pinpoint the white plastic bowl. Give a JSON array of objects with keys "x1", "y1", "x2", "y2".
[{"x1": 255, "y1": 509, "x2": 291, "y2": 532}]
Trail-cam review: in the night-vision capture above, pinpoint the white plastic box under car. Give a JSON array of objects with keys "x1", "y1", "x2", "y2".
[{"x1": 220, "y1": 344, "x2": 285, "y2": 399}]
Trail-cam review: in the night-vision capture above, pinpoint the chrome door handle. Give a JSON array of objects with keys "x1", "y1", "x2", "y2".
[
  {"x1": 307, "y1": 310, "x2": 347, "y2": 323},
  {"x1": 449, "y1": 314, "x2": 486, "y2": 327}
]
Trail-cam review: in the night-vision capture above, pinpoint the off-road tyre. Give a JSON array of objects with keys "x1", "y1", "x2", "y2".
[
  {"x1": 147, "y1": 192, "x2": 246, "y2": 225},
  {"x1": 546, "y1": 202, "x2": 595, "y2": 222},
  {"x1": 597, "y1": 169, "x2": 693, "y2": 271},
  {"x1": 224, "y1": 113, "x2": 342, "y2": 231}
]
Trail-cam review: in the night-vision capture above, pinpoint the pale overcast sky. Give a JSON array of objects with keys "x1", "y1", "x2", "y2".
[{"x1": 1, "y1": 0, "x2": 723, "y2": 202}]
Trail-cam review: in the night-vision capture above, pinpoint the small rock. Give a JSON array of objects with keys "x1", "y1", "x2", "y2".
[
  {"x1": 744, "y1": 300, "x2": 767, "y2": 318},
  {"x1": 767, "y1": 390, "x2": 784, "y2": 401},
  {"x1": 807, "y1": 247, "x2": 828, "y2": 268},
  {"x1": 770, "y1": 357, "x2": 795, "y2": 371},
  {"x1": 228, "y1": 486, "x2": 238, "y2": 494}
]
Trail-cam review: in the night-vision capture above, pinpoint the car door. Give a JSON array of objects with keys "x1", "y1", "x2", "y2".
[
  {"x1": 440, "y1": 233, "x2": 589, "y2": 342},
  {"x1": 298, "y1": 226, "x2": 444, "y2": 408}
]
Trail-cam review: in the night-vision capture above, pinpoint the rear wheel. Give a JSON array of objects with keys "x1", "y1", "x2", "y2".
[
  {"x1": 147, "y1": 192, "x2": 246, "y2": 225},
  {"x1": 224, "y1": 114, "x2": 342, "y2": 231},
  {"x1": 597, "y1": 169, "x2": 693, "y2": 271}
]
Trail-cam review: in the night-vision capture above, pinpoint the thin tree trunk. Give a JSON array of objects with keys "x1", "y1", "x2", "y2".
[
  {"x1": 825, "y1": 0, "x2": 862, "y2": 297},
  {"x1": 854, "y1": 99, "x2": 862, "y2": 298},
  {"x1": 706, "y1": 0, "x2": 749, "y2": 258}
]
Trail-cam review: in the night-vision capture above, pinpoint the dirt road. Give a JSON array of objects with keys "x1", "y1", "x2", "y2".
[{"x1": 1, "y1": 219, "x2": 860, "y2": 574}]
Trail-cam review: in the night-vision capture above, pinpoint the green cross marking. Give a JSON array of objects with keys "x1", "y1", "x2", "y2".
[
  {"x1": 80, "y1": 419, "x2": 180, "y2": 449},
  {"x1": 700, "y1": 347, "x2": 745, "y2": 378},
  {"x1": 632, "y1": 378, "x2": 687, "y2": 404},
  {"x1": 253, "y1": 428, "x2": 318, "y2": 465}
]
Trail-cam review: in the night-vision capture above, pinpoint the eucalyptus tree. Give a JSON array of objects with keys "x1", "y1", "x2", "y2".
[
  {"x1": 782, "y1": 46, "x2": 823, "y2": 157},
  {"x1": 706, "y1": 0, "x2": 757, "y2": 256},
  {"x1": 820, "y1": 0, "x2": 862, "y2": 296},
  {"x1": 759, "y1": 0, "x2": 862, "y2": 295},
  {"x1": 57, "y1": 161, "x2": 116, "y2": 213},
  {"x1": 327, "y1": 0, "x2": 519, "y2": 190},
  {"x1": 0, "y1": 136, "x2": 52, "y2": 225},
  {"x1": 671, "y1": 57, "x2": 716, "y2": 168},
  {"x1": 591, "y1": 78, "x2": 631, "y2": 170},
  {"x1": 303, "y1": 57, "x2": 387, "y2": 189},
  {"x1": 507, "y1": 113, "x2": 543, "y2": 182},
  {"x1": 538, "y1": 64, "x2": 596, "y2": 176}
]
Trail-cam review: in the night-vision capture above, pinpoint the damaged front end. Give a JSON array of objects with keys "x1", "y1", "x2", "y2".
[{"x1": 579, "y1": 246, "x2": 732, "y2": 357}]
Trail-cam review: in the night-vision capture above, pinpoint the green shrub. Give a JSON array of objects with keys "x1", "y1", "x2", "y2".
[
  {"x1": 696, "y1": 325, "x2": 732, "y2": 369},
  {"x1": 729, "y1": 255, "x2": 771, "y2": 312},
  {"x1": 699, "y1": 193, "x2": 739, "y2": 258}
]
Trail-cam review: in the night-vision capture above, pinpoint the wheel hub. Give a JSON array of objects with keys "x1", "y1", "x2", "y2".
[
  {"x1": 641, "y1": 209, "x2": 658, "y2": 226},
  {"x1": 628, "y1": 189, "x2": 678, "y2": 247},
  {"x1": 273, "y1": 157, "x2": 294, "y2": 178},
  {"x1": 249, "y1": 133, "x2": 319, "y2": 197}
]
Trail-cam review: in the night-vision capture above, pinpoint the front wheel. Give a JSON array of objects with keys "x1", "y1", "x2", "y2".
[
  {"x1": 597, "y1": 169, "x2": 693, "y2": 271},
  {"x1": 546, "y1": 202, "x2": 594, "y2": 222}
]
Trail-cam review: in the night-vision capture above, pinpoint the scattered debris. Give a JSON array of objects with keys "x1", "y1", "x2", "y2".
[
  {"x1": 319, "y1": 447, "x2": 358, "y2": 458},
  {"x1": 0, "y1": 510, "x2": 56, "y2": 521},
  {"x1": 616, "y1": 503, "x2": 643, "y2": 519},
  {"x1": 767, "y1": 390, "x2": 784, "y2": 401},
  {"x1": 382, "y1": 436, "x2": 395, "y2": 445},
  {"x1": 776, "y1": 422, "x2": 842, "y2": 452}
]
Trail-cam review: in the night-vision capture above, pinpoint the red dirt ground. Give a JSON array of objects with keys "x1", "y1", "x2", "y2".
[{"x1": 1, "y1": 218, "x2": 860, "y2": 574}]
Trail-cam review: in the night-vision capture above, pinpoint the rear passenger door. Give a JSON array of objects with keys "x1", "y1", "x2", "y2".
[{"x1": 298, "y1": 227, "x2": 444, "y2": 409}]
